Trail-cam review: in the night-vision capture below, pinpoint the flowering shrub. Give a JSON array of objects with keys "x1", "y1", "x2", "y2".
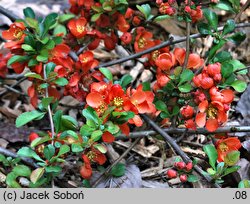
[{"x1": 0, "y1": 0, "x2": 248, "y2": 188}]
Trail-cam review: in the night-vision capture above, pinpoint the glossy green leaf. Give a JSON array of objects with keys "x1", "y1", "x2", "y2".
[
  {"x1": 16, "y1": 111, "x2": 46, "y2": 127},
  {"x1": 203, "y1": 144, "x2": 218, "y2": 170}
]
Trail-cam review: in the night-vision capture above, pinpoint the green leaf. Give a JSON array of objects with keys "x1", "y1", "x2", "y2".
[
  {"x1": 60, "y1": 130, "x2": 78, "y2": 140},
  {"x1": 7, "y1": 55, "x2": 29, "y2": 66},
  {"x1": 31, "y1": 136, "x2": 51, "y2": 148},
  {"x1": 120, "y1": 74, "x2": 133, "y2": 88},
  {"x1": 6, "y1": 172, "x2": 20, "y2": 188},
  {"x1": 22, "y1": 44, "x2": 35, "y2": 52},
  {"x1": 53, "y1": 24, "x2": 67, "y2": 36},
  {"x1": 53, "y1": 110, "x2": 62, "y2": 134},
  {"x1": 215, "y1": 1, "x2": 234, "y2": 12},
  {"x1": 231, "y1": 80, "x2": 247, "y2": 92},
  {"x1": 30, "y1": 168, "x2": 45, "y2": 184},
  {"x1": 99, "y1": 68, "x2": 113, "y2": 81},
  {"x1": 213, "y1": 51, "x2": 232, "y2": 63},
  {"x1": 28, "y1": 59, "x2": 39, "y2": 67},
  {"x1": 203, "y1": 144, "x2": 218, "y2": 170},
  {"x1": 222, "y1": 165, "x2": 240, "y2": 177},
  {"x1": 26, "y1": 17, "x2": 39, "y2": 29},
  {"x1": 91, "y1": 130, "x2": 103, "y2": 142},
  {"x1": 57, "y1": 145, "x2": 70, "y2": 157},
  {"x1": 93, "y1": 144, "x2": 107, "y2": 154},
  {"x1": 224, "y1": 150, "x2": 240, "y2": 166},
  {"x1": 216, "y1": 162, "x2": 225, "y2": 175},
  {"x1": 179, "y1": 69, "x2": 194, "y2": 85},
  {"x1": 238, "y1": 180, "x2": 250, "y2": 188},
  {"x1": 36, "y1": 55, "x2": 48, "y2": 63},
  {"x1": 221, "y1": 63, "x2": 234, "y2": 78},
  {"x1": 208, "y1": 39, "x2": 227, "y2": 62},
  {"x1": 16, "y1": 111, "x2": 46, "y2": 127},
  {"x1": 228, "y1": 32, "x2": 246, "y2": 44},
  {"x1": 153, "y1": 15, "x2": 171, "y2": 22},
  {"x1": 222, "y1": 19, "x2": 235, "y2": 36},
  {"x1": 58, "y1": 14, "x2": 75, "y2": 23},
  {"x1": 45, "y1": 166, "x2": 62, "y2": 173},
  {"x1": 105, "y1": 122, "x2": 120, "y2": 134},
  {"x1": 41, "y1": 97, "x2": 54, "y2": 109},
  {"x1": 111, "y1": 163, "x2": 126, "y2": 177},
  {"x1": 71, "y1": 143, "x2": 84, "y2": 153},
  {"x1": 178, "y1": 83, "x2": 192, "y2": 93},
  {"x1": 24, "y1": 72, "x2": 43, "y2": 80},
  {"x1": 43, "y1": 144, "x2": 55, "y2": 160},
  {"x1": 17, "y1": 147, "x2": 44, "y2": 162},
  {"x1": 54, "y1": 78, "x2": 68, "y2": 86},
  {"x1": 23, "y1": 7, "x2": 35, "y2": 19},
  {"x1": 82, "y1": 107, "x2": 99, "y2": 125},
  {"x1": 155, "y1": 100, "x2": 167, "y2": 111},
  {"x1": 61, "y1": 115, "x2": 78, "y2": 131},
  {"x1": 203, "y1": 8, "x2": 218, "y2": 30},
  {"x1": 91, "y1": 13, "x2": 102, "y2": 22},
  {"x1": 197, "y1": 23, "x2": 212, "y2": 35},
  {"x1": 187, "y1": 174, "x2": 199, "y2": 183},
  {"x1": 13, "y1": 165, "x2": 31, "y2": 177},
  {"x1": 136, "y1": 4, "x2": 151, "y2": 19}
]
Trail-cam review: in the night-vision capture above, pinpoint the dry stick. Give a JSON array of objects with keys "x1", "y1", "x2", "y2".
[
  {"x1": 116, "y1": 125, "x2": 250, "y2": 140},
  {"x1": 0, "y1": 147, "x2": 39, "y2": 168},
  {"x1": 141, "y1": 114, "x2": 221, "y2": 188},
  {"x1": 235, "y1": 0, "x2": 250, "y2": 22},
  {"x1": 3, "y1": 84, "x2": 27, "y2": 96},
  {"x1": 0, "y1": 77, "x2": 26, "y2": 97},
  {"x1": 92, "y1": 137, "x2": 141, "y2": 188}
]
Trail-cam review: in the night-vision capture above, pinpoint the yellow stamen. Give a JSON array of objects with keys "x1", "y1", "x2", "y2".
[
  {"x1": 76, "y1": 25, "x2": 85, "y2": 34},
  {"x1": 219, "y1": 143, "x2": 229, "y2": 152},
  {"x1": 113, "y1": 97, "x2": 123, "y2": 107},
  {"x1": 138, "y1": 37, "x2": 146, "y2": 49}
]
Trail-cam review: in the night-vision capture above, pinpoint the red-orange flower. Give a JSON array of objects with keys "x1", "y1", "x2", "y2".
[
  {"x1": 78, "y1": 51, "x2": 99, "y2": 73},
  {"x1": 0, "y1": 53, "x2": 11, "y2": 77},
  {"x1": 134, "y1": 27, "x2": 155, "y2": 53},
  {"x1": 216, "y1": 137, "x2": 241, "y2": 162},
  {"x1": 2, "y1": 22, "x2": 26, "y2": 50},
  {"x1": 195, "y1": 99, "x2": 227, "y2": 132},
  {"x1": 155, "y1": 52, "x2": 176, "y2": 71},
  {"x1": 68, "y1": 17, "x2": 88, "y2": 38},
  {"x1": 174, "y1": 48, "x2": 204, "y2": 69}
]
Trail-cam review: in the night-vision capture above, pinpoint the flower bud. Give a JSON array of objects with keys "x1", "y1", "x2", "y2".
[
  {"x1": 29, "y1": 132, "x2": 39, "y2": 142},
  {"x1": 185, "y1": 162, "x2": 193, "y2": 171},
  {"x1": 174, "y1": 161, "x2": 186, "y2": 170},
  {"x1": 181, "y1": 105, "x2": 194, "y2": 119},
  {"x1": 166, "y1": 169, "x2": 178, "y2": 178},
  {"x1": 200, "y1": 76, "x2": 214, "y2": 89},
  {"x1": 180, "y1": 174, "x2": 188, "y2": 182},
  {"x1": 121, "y1": 32, "x2": 132, "y2": 45},
  {"x1": 207, "y1": 63, "x2": 221, "y2": 77}
]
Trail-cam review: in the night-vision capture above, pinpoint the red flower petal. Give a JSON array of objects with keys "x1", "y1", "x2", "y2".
[
  {"x1": 102, "y1": 132, "x2": 115, "y2": 143},
  {"x1": 86, "y1": 92, "x2": 103, "y2": 108},
  {"x1": 205, "y1": 118, "x2": 219, "y2": 132},
  {"x1": 195, "y1": 112, "x2": 206, "y2": 127}
]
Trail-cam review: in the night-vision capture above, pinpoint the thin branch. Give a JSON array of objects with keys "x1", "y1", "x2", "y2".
[
  {"x1": 92, "y1": 137, "x2": 141, "y2": 188},
  {"x1": 3, "y1": 74, "x2": 25, "y2": 80},
  {"x1": 0, "y1": 77, "x2": 26, "y2": 97},
  {"x1": 141, "y1": 114, "x2": 221, "y2": 188},
  {"x1": 235, "y1": 0, "x2": 250, "y2": 23},
  {"x1": 43, "y1": 66, "x2": 55, "y2": 146},
  {"x1": 0, "y1": 5, "x2": 19, "y2": 22},
  {"x1": 116, "y1": 125, "x2": 250, "y2": 140},
  {"x1": 182, "y1": 0, "x2": 191, "y2": 71}
]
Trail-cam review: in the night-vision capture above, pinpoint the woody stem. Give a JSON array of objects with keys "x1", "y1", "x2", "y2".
[
  {"x1": 182, "y1": 0, "x2": 191, "y2": 71},
  {"x1": 43, "y1": 66, "x2": 55, "y2": 146},
  {"x1": 141, "y1": 114, "x2": 221, "y2": 188}
]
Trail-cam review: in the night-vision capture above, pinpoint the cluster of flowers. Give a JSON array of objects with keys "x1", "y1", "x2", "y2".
[
  {"x1": 182, "y1": 63, "x2": 234, "y2": 132},
  {"x1": 156, "y1": 0, "x2": 203, "y2": 22},
  {"x1": 166, "y1": 161, "x2": 193, "y2": 182}
]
